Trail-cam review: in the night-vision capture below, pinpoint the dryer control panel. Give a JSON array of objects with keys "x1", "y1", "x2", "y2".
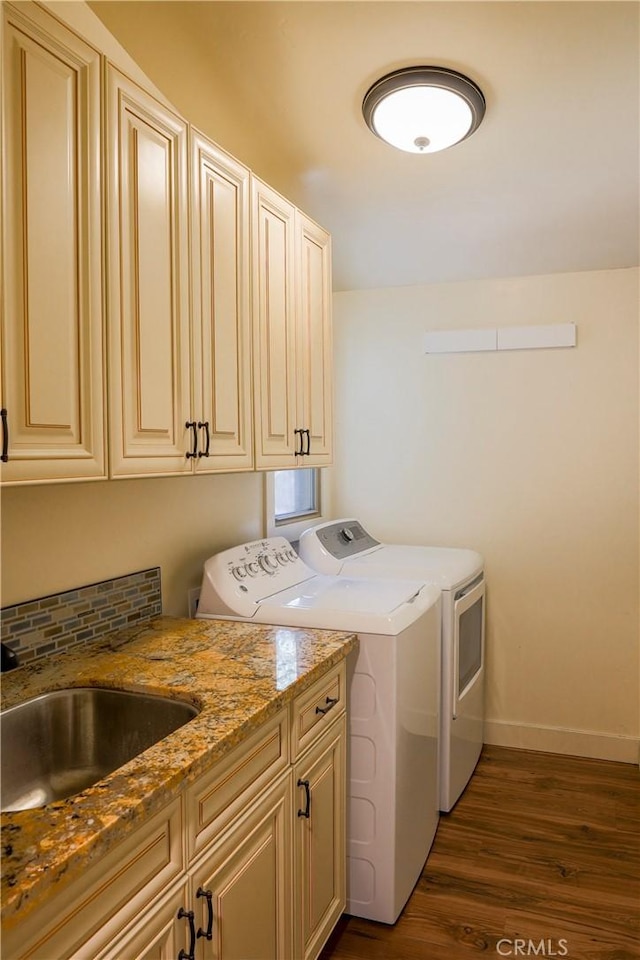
[{"x1": 300, "y1": 519, "x2": 380, "y2": 568}]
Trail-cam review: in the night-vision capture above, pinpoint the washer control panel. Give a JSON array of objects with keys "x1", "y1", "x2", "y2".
[
  {"x1": 198, "y1": 537, "x2": 314, "y2": 618},
  {"x1": 227, "y1": 540, "x2": 300, "y2": 588}
]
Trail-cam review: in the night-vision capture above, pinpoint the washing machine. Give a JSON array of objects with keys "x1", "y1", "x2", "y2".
[
  {"x1": 298, "y1": 519, "x2": 485, "y2": 813},
  {"x1": 196, "y1": 536, "x2": 441, "y2": 924}
]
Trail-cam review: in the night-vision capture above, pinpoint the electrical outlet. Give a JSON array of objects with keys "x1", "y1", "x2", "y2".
[{"x1": 188, "y1": 588, "x2": 200, "y2": 619}]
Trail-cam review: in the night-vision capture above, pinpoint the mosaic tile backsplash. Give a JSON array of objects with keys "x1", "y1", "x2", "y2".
[{"x1": 1, "y1": 568, "x2": 162, "y2": 666}]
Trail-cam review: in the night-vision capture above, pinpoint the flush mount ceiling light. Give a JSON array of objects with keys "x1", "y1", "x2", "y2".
[{"x1": 362, "y1": 66, "x2": 486, "y2": 154}]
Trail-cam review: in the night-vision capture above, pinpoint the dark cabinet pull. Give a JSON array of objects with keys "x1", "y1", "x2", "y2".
[
  {"x1": 1, "y1": 408, "x2": 8, "y2": 462},
  {"x1": 196, "y1": 886, "x2": 214, "y2": 941},
  {"x1": 185, "y1": 421, "x2": 198, "y2": 459},
  {"x1": 297, "y1": 778, "x2": 311, "y2": 818},
  {"x1": 303, "y1": 428, "x2": 311, "y2": 456},
  {"x1": 315, "y1": 695, "x2": 338, "y2": 715},
  {"x1": 294, "y1": 427, "x2": 304, "y2": 456},
  {"x1": 197, "y1": 421, "x2": 210, "y2": 458},
  {"x1": 177, "y1": 906, "x2": 196, "y2": 960}
]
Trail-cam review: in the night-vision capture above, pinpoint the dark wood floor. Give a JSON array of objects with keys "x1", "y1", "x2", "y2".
[{"x1": 321, "y1": 745, "x2": 640, "y2": 960}]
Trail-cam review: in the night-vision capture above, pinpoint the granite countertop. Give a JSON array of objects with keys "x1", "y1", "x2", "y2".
[{"x1": 0, "y1": 616, "x2": 357, "y2": 928}]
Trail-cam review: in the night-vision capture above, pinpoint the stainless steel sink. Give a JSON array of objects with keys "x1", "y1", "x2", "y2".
[{"x1": 0, "y1": 687, "x2": 199, "y2": 812}]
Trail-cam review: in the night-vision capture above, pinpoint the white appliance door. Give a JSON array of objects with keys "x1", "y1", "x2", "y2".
[
  {"x1": 452, "y1": 577, "x2": 485, "y2": 719},
  {"x1": 260, "y1": 576, "x2": 436, "y2": 635},
  {"x1": 342, "y1": 545, "x2": 483, "y2": 591},
  {"x1": 271, "y1": 575, "x2": 422, "y2": 613}
]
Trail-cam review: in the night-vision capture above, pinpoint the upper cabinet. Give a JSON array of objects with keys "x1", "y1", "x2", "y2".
[
  {"x1": 190, "y1": 129, "x2": 253, "y2": 473},
  {"x1": 252, "y1": 179, "x2": 298, "y2": 467},
  {"x1": 106, "y1": 74, "x2": 254, "y2": 477},
  {"x1": 105, "y1": 65, "x2": 192, "y2": 478},
  {"x1": 1, "y1": 2, "x2": 332, "y2": 485},
  {"x1": 253, "y1": 180, "x2": 333, "y2": 470},
  {"x1": 296, "y1": 213, "x2": 333, "y2": 467},
  {"x1": 0, "y1": 2, "x2": 106, "y2": 484}
]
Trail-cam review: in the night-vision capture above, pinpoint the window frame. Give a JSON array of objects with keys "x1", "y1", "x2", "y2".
[{"x1": 264, "y1": 467, "x2": 331, "y2": 541}]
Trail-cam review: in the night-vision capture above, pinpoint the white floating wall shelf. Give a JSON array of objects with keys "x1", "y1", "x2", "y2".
[{"x1": 423, "y1": 322, "x2": 577, "y2": 354}]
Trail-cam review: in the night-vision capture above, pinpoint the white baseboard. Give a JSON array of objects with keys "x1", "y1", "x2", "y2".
[{"x1": 484, "y1": 719, "x2": 640, "y2": 765}]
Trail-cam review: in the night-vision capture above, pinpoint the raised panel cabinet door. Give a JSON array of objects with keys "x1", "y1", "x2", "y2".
[
  {"x1": 96, "y1": 884, "x2": 189, "y2": 960},
  {"x1": 293, "y1": 715, "x2": 346, "y2": 960},
  {"x1": 190, "y1": 130, "x2": 253, "y2": 472},
  {"x1": 0, "y1": 2, "x2": 105, "y2": 484},
  {"x1": 106, "y1": 66, "x2": 191, "y2": 477},
  {"x1": 251, "y1": 178, "x2": 298, "y2": 468},
  {"x1": 296, "y1": 213, "x2": 333, "y2": 466},
  {"x1": 191, "y1": 775, "x2": 292, "y2": 960}
]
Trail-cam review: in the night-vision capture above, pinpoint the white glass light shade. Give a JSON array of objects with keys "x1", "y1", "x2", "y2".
[
  {"x1": 363, "y1": 66, "x2": 485, "y2": 155},
  {"x1": 372, "y1": 86, "x2": 473, "y2": 153}
]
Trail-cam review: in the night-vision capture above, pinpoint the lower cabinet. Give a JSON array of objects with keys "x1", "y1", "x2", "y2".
[
  {"x1": 2, "y1": 664, "x2": 347, "y2": 960},
  {"x1": 293, "y1": 715, "x2": 346, "y2": 960},
  {"x1": 181, "y1": 707, "x2": 345, "y2": 960},
  {"x1": 190, "y1": 775, "x2": 292, "y2": 960}
]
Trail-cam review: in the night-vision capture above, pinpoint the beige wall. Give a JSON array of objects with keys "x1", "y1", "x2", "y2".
[
  {"x1": 332, "y1": 268, "x2": 639, "y2": 762},
  {"x1": 0, "y1": 473, "x2": 263, "y2": 615},
  {"x1": 85, "y1": 0, "x2": 300, "y2": 197}
]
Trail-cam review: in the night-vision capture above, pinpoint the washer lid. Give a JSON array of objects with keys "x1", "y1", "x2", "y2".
[
  {"x1": 266, "y1": 574, "x2": 424, "y2": 614},
  {"x1": 258, "y1": 575, "x2": 439, "y2": 635}
]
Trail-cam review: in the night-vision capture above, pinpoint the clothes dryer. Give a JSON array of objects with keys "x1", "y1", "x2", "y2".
[
  {"x1": 197, "y1": 536, "x2": 441, "y2": 924},
  {"x1": 299, "y1": 519, "x2": 485, "y2": 812}
]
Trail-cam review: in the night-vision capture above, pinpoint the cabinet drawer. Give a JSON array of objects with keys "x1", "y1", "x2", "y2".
[
  {"x1": 3, "y1": 799, "x2": 183, "y2": 960},
  {"x1": 291, "y1": 662, "x2": 346, "y2": 759},
  {"x1": 186, "y1": 708, "x2": 289, "y2": 860}
]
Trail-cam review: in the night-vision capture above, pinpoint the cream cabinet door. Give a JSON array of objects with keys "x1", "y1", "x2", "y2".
[
  {"x1": 252, "y1": 178, "x2": 298, "y2": 468},
  {"x1": 0, "y1": 2, "x2": 105, "y2": 484},
  {"x1": 296, "y1": 213, "x2": 333, "y2": 466},
  {"x1": 190, "y1": 130, "x2": 253, "y2": 472},
  {"x1": 106, "y1": 66, "x2": 192, "y2": 478},
  {"x1": 191, "y1": 775, "x2": 292, "y2": 960},
  {"x1": 293, "y1": 715, "x2": 346, "y2": 960},
  {"x1": 96, "y1": 884, "x2": 189, "y2": 960}
]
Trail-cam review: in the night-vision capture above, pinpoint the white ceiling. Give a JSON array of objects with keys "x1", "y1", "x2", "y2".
[{"x1": 94, "y1": 1, "x2": 640, "y2": 292}]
